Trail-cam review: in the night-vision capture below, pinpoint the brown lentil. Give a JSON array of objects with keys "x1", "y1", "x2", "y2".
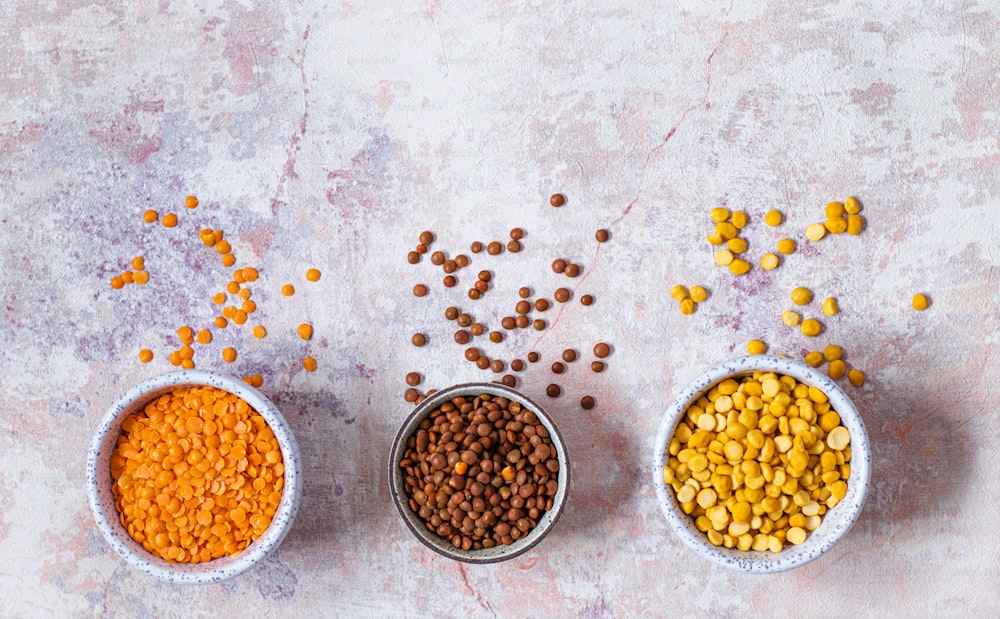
[
  {"x1": 489, "y1": 331, "x2": 503, "y2": 343},
  {"x1": 457, "y1": 314, "x2": 473, "y2": 328},
  {"x1": 550, "y1": 193, "x2": 565, "y2": 207},
  {"x1": 399, "y1": 393, "x2": 560, "y2": 550},
  {"x1": 404, "y1": 388, "x2": 419, "y2": 403},
  {"x1": 515, "y1": 300, "x2": 531, "y2": 315},
  {"x1": 413, "y1": 284, "x2": 428, "y2": 297},
  {"x1": 594, "y1": 343, "x2": 611, "y2": 358},
  {"x1": 591, "y1": 361, "x2": 605, "y2": 373},
  {"x1": 407, "y1": 251, "x2": 420, "y2": 264},
  {"x1": 478, "y1": 270, "x2": 492, "y2": 282},
  {"x1": 551, "y1": 362, "x2": 565, "y2": 374},
  {"x1": 507, "y1": 240, "x2": 522, "y2": 253},
  {"x1": 470, "y1": 241, "x2": 484, "y2": 253},
  {"x1": 445, "y1": 306, "x2": 459, "y2": 321},
  {"x1": 580, "y1": 396, "x2": 595, "y2": 410},
  {"x1": 595, "y1": 229, "x2": 609, "y2": 243},
  {"x1": 511, "y1": 359, "x2": 524, "y2": 372},
  {"x1": 565, "y1": 264, "x2": 580, "y2": 278},
  {"x1": 412, "y1": 333, "x2": 427, "y2": 346},
  {"x1": 455, "y1": 330, "x2": 471, "y2": 345},
  {"x1": 431, "y1": 251, "x2": 445, "y2": 266},
  {"x1": 554, "y1": 288, "x2": 571, "y2": 303},
  {"x1": 468, "y1": 289, "x2": 481, "y2": 300},
  {"x1": 476, "y1": 356, "x2": 491, "y2": 370},
  {"x1": 533, "y1": 319, "x2": 546, "y2": 331},
  {"x1": 443, "y1": 276, "x2": 456, "y2": 288},
  {"x1": 455, "y1": 255, "x2": 469, "y2": 268},
  {"x1": 501, "y1": 316, "x2": 516, "y2": 330},
  {"x1": 490, "y1": 359, "x2": 505, "y2": 373},
  {"x1": 464, "y1": 348, "x2": 481, "y2": 362},
  {"x1": 470, "y1": 323, "x2": 484, "y2": 336},
  {"x1": 501, "y1": 375, "x2": 516, "y2": 387},
  {"x1": 562, "y1": 349, "x2": 577, "y2": 363},
  {"x1": 406, "y1": 372, "x2": 421, "y2": 386},
  {"x1": 510, "y1": 228, "x2": 524, "y2": 240},
  {"x1": 442, "y1": 260, "x2": 457, "y2": 274},
  {"x1": 419, "y1": 231, "x2": 435, "y2": 245},
  {"x1": 518, "y1": 287, "x2": 531, "y2": 298},
  {"x1": 546, "y1": 384, "x2": 562, "y2": 397},
  {"x1": 551, "y1": 259, "x2": 567, "y2": 274},
  {"x1": 515, "y1": 316, "x2": 530, "y2": 329},
  {"x1": 534, "y1": 299, "x2": 549, "y2": 311},
  {"x1": 487, "y1": 242, "x2": 502, "y2": 255},
  {"x1": 474, "y1": 280, "x2": 489, "y2": 293},
  {"x1": 416, "y1": 244, "x2": 428, "y2": 254},
  {"x1": 527, "y1": 352, "x2": 540, "y2": 363}
]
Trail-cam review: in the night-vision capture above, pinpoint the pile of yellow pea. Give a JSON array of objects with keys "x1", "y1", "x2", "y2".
[
  {"x1": 663, "y1": 371, "x2": 851, "y2": 553},
  {"x1": 110, "y1": 386, "x2": 285, "y2": 563}
]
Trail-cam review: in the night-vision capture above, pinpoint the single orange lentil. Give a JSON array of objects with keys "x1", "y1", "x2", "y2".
[
  {"x1": 297, "y1": 324, "x2": 313, "y2": 340},
  {"x1": 121, "y1": 271, "x2": 134, "y2": 284},
  {"x1": 177, "y1": 326, "x2": 194, "y2": 344},
  {"x1": 241, "y1": 300, "x2": 257, "y2": 314},
  {"x1": 233, "y1": 310, "x2": 248, "y2": 325},
  {"x1": 196, "y1": 330, "x2": 212, "y2": 345},
  {"x1": 243, "y1": 267, "x2": 259, "y2": 282},
  {"x1": 133, "y1": 271, "x2": 149, "y2": 285},
  {"x1": 181, "y1": 359, "x2": 195, "y2": 370},
  {"x1": 303, "y1": 357, "x2": 317, "y2": 372},
  {"x1": 305, "y1": 268, "x2": 321, "y2": 282},
  {"x1": 138, "y1": 349, "x2": 154, "y2": 363},
  {"x1": 238, "y1": 288, "x2": 252, "y2": 300},
  {"x1": 142, "y1": 209, "x2": 158, "y2": 223},
  {"x1": 131, "y1": 256, "x2": 145, "y2": 270},
  {"x1": 168, "y1": 351, "x2": 182, "y2": 366},
  {"x1": 179, "y1": 345, "x2": 194, "y2": 360},
  {"x1": 253, "y1": 325, "x2": 267, "y2": 339},
  {"x1": 281, "y1": 284, "x2": 295, "y2": 296},
  {"x1": 216, "y1": 240, "x2": 231, "y2": 255},
  {"x1": 110, "y1": 276, "x2": 124, "y2": 289},
  {"x1": 212, "y1": 292, "x2": 226, "y2": 305},
  {"x1": 233, "y1": 268, "x2": 246, "y2": 284},
  {"x1": 225, "y1": 281, "x2": 239, "y2": 295},
  {"x1": 162, "y1": 213, "x2": 178, "y2": 228},
  {"x1": 200, "y1": 229, "x2": 216, "y2": 247},
  {"x1": 221, "y1": 254, "x2": 236, "y2": 267},
  {"x1": 251, "y1": 374, "x2": 264, "y2": 388},
  {"x1": 222, "y1": 306, "x2": 236, "y2": 318},
  {"x1": 222, "y1": 347, "x2": 237, "y2": 363},
  {"x1": 215, "y1": 316, "x2": 228, "y2": 329},
  {"x1": 185, "y1": 195, "x2": 198, "y2": 209}
]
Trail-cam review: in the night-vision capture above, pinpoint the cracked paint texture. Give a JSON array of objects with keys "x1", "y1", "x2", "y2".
[{"x1": 1, "y1": 0, "x2": 999, "y2": 617}]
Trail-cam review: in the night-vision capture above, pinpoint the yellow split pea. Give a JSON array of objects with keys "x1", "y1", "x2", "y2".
[
  {"x1": 109, "y1": 385, "x2": 284, "y2": 563},
  {"x1": 663, "y1": 372, "x2": 852, "y2": 553}
]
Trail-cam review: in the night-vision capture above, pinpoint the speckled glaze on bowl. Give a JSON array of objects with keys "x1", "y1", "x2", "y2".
[
  {"x1": 653, "y1": 355, "x2": 871, "y2": 573},
  {"x1": 86, "y1": 370, "x2": 302, "y2": 584},
  {"x1": 388, "y1": 383, "x2": 570, "y2": 563}
]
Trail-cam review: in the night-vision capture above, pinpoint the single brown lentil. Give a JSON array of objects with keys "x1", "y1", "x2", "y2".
[
  {"x1": 404, "y1": 388, "x2": 419, "y2": 403},
  {"x1": 518, "y1": 287, "x2": 531, "y2": 298},
  {"x1": 478, "y1": 270, "x2": 492, "y2": 282},
  {"x1": 443, "y1": 276, "x2": 456, "y2": 288},
  {"x1": 595, "y1": 229, "x2": 609, "y2": 243},
  {"x1": 405, "y1": 372, "x2": 421, "y2": 386},
  {"x1": 510, "y1": 228, "x2": 524, "y2": 240},
  {"x1": 416, "y1": 244, "x2": 428, "y2": 254},
  {"x1": 474, "y1": 280, "x2": 488, "y2": 293},
  {"x1": 550, "y1": 193, "x2": 565, "y2": 207},
  {"x1": 490, "y1": 359, "x2": 505, "y2": 373},
  {"x1": 534, "y1": 298, "x2": 549, "y2": 311},
  {"x1": 551, "y1": 362, "x2": 565, "y2": 374},
  {"x1": 470, "y1": 323, "x2": 484, "y2": 336},
  {"x1": 562, "y1": 349, "x2": 577, "y2": 363},
  {"x1": 594, "y1": 342, "x2": 611, "y2": 358},
  {"x1": 413, "y1": 284, "x2": 428, "y2": 297},
  {"x1": 565, "y1": 264, "x2": 580, "y2": 278},
  {"x1": 501, "y1": 374, "x2": 516, "y2": 387},
  {"x1": 554, "y1": 288, "x2": 571, "y2": 303},
  {"x1": 489, "y1": 331, "x2": 503, "y2": 343},
  {"x1": 515, "y1": 316, "x2": 530, "y2": 329},
  {"x1": 511, "y1": 359, "x2": 524, "y2": 372},
  {"x1": 501, "y1": 316, "x2": 516, "y2": 330},
  {"x1": 580, "y1": 295, "x2": 594, "y2": 306},
  {"x1": 442, "y1": 260, "x2": 457, "y2": 274},
  {"x1": 487, "y1": 242, "x2": 502, "y2": 255},
  {"x1": 476, "y1": 356, "x2": 491, "y2": 370},
  {"x1": 407, "y1": 251, "x2": 421, "y2": 264},
  {"x1": 455, "y1": 255, "x2": 469, "y2": 268},
  {"x1": 470, "y1": 241, "x2": 484, "y2": 253},
  {"x1": 414, "y1": 394, "x2": 426, "y2": 405},
  {"x1": 515, "y1": 300, "x2": 531, "y2": 315},
  {"x1": 468, "y1": 289, "x2": 481, "y2": 300},
  {"x1": 580, "y1": 396, "x2": 596, "y2": 410},
  {"x1": 551, "y1": 259, "x2": 567, "y2": 274},
  {"x1": 412, "y1": 333, "x2": 427, "y2": 346},
  {"x1": 454, "y1": 330, "x2": 471, "y2": 345},
  {"x1": 507, "y1": 240, "x2": 522, "y2": 253},
  {"x1": 419, "y1": 231, "x2": 434, "y2": 245},
  {"x1": 546, "y1": 384, "x2": 562, "y2": 397},
  {"x1": 533, "y1": 319, "x2": 546, "y2": 331},
  {"x1": 445, "y1": 306, "x2": 459, "y2": 320},
  {"x1": 527, "y1": 352, "x2": 540, "y2": 363},
  {"x1": 464, "y1": 347, "x2": 480, "y2": 362},
  {"x1": 591, "y1": 361, "x2": 605, "y2": 372}
]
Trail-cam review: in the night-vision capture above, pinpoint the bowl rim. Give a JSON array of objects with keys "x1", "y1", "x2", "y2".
[
  {"x1": 388, "y1": 382, "x2": 570, "y2": 564},
  {"x1": 86, "y1": 370, "x2": 303, "y2": 584},
  {"x1": 652, "y1": 355, "x2": 871, "y2": 573}
]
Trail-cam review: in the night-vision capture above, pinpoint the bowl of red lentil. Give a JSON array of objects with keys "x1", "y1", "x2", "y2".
[
  {"x1": 653, "y1": 355, "x2": 871, "y2": 573},
  {"x1": 389, "y1": 383, "x2": 570, "y2": 563},
  {"x1": 87, "y1": 370, "x2": 302, "y2": 583}
]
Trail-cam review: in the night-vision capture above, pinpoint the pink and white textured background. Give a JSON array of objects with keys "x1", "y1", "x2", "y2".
[{"x1": 1, "y1": 1, "x2": 998, "y2": 616}]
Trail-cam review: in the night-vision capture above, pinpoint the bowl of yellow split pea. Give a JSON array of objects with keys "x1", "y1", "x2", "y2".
[
  {"x1": 653, "y1": 355, "x2": 870, "y2": 573},
  {"x1": 87, "y1": 370, "x2": 302, "y2": 583}
]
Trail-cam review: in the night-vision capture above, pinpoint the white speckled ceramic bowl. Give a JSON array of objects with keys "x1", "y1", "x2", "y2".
[
  {"x1": 388, "y1": 383, "x2": 570, "y2": 563},
  {"x1": 653, "y1": 355, "x2": 871, "y2": 573},
  {"x1": 86, "y1": 370, "x2": 302, "y2": 584}
]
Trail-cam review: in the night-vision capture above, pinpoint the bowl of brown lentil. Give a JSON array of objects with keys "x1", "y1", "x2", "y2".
[
  {"x1": 87, "y1": 370, "x2": 302, "y2": 583},
  {"x1": 389, "y1": 383, "x2": 570, "y2": 563},
  {"x1": 653, "y1": 355, "x2": 871, "y2": 573}
]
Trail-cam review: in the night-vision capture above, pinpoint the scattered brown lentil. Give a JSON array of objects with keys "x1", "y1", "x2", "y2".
[
  {"x1": 478, "y1": 270, "x2": 492, "y2": 282},
  {"x1": 591, "y1": 361, "x2": 605, "y2": 372},
  {"x1": 595, "y1": 229, "x2": 609, "y2": 243},
  {"x1": 562, "y1": 349, "x2": 577, "y2": 363},
  {"x1": 455, "y1": 255, "x2": 469, "y2": 268},
  {"x1": 476, "y1": 356, "x2": 491, "y2": 370},
  {"x1": 501, "y1": 375, "x2": 516, "y2": 387},
  {"x1": 515, "y1": 316, "x2": 530, "y2": 329},
  {"x1": 489, "y1": 331, "x2": 503, "y2": 343},
  {"x1": 527, "y1": 352, "x2": 540, "y2": 363},
  {"x1": 443, "y1": 275, "x2": 456, "y2": 288},
  {"x1": 470, "y1": 323, "x2": 484, "y2": 336},
  {"x1": 413, "y1": 284, "x2": 428, "y2": 297},
  {"x1": 510, "y1": 228, "x2": 524, "y2": 240},
  {"x1": 404, "y1": 388, "x2": 419, "y2": 403},
  {"x1": 554, "y1": 288, "x2": 571, "y2": 303},
  {"x1": 533, "y1": 319, "x2": 546, "y2": 331},
  {"x1": 594, "y1": 343, "x2": 611, "y2": 358},
  {"x1": 468, "y1": 289, "x2": 481, "y2": 300},
  {"x1": 443, "y1": 260, "x2": 457, "y2": 274},
  {"x1": 518, "y1": 287, "x2": 531, "y2": 298},
  {"x1": 407, "y1": 251, "x2": 421, "y2": 264},
  {"x1": 501, "y1": 316, "x2": 516, "y2": 330},
  {"x1": 507, "y1": 240, "x2": 522, "y2": 253},
  {"x1": 487, "y1": 242, "x2": 502, "y2": 255},
  {"x1": 551, "y1": 259, "x2": 567, "y2": 274},
  {"x1": 445, "y1": 306, "x2": 459, "y2": 320},
  {"x1": 464, "y1": 348, "x2": 480, "y2": 362},
  {"x1": 470, "y1": 241, "x2": 484, "y2": 253},
  {"x1": 534, "y1": 299, "x2": 549, "y2": 311},
  {"x1": 474, "y1": 280, "x2": 489, "y2": 293},
  {"x1": 515, "y1": 300, "x2": 531, "y2": 315},
  {"x1": 419, "y1": 231, "x2": 434, "y2": 245},
  {"x1": 580, "y1": 295, "x2": 594, "y2": 306},
  {"x1": 546, "y1": 384, "x2": 562, "y2": 397},
  {"x1": 580, "y1": 396, "x2": 595, "y2": 410},
  {"x1": 454, "y1": 330, "x2": 471, "y2": 345},
  {"x1": 416, "y1": 244, "x2": 428, "y2": 254},
  {"x1": 406, "y1": 372, "x2": 421, "y2": 386},
  {"x1": 431, "y1": 252, "x2": 445, "y2": 266},
  {"x1": 457, "y1": 314, "x2": 472, "y2": 327},
  {"x1": 490, "y1": 359, "x2": 505, "y2": 373},
  {"x1": 565, "y1": 264, "x2": 580, "y2": 278},
  {"x1": 412, "y1": 333, "x2": 427, "y2": 346},
  {"x1": 551, "y1": 362, "x2": 565, "y2": 374},
  {"x1": 511, "y1": 359, "x2": 524, "y2": 372},
  {"x1": 550, "y1": 193, "x2": 565, "y2": 207}
]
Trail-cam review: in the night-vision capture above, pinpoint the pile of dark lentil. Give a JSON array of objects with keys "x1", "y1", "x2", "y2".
[{"x1": 399, "y1": 393, "x2": 560, "y2": 550}]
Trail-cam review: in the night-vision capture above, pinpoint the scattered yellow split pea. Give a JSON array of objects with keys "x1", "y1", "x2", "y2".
[
  {"x1": 781, "y1": 310, "x2": 801, "y2": 327},
  {"x1": 825, "y1": 217, "x2": 848, "y2": 235},
  {"x1": 790, "y1": 287, "x2": 813, "y2": 305},
  {"x1": 844, "y1": 196, "x2": 861, "y2": 214},
  {"x1": 747, "y1": 340, "x2": 767, "y2": 355},
  {"x1": 912, "y1": 293, "x2": 929, "y2": 311},
  {"x1": 805, "y1": 223, "x2": 826, "y2": 242},
  {"x1": 306, "y1": 268, "x2": 321, "y2": 282},
  {"x1": 760, "y1": 253, "x2": 779, "y2": 270},
  {"x1": 777, "y1": 238, "x2": 796, "y2": 255},
  {"x1": 828, "y1": 360, "x2": 846, "y2": 380},
  {"x1": 848, "y1": 369, "x2": 865, "y2": 387},
  {"x1": 804, "y1": 351, "x2": 823, "y2": 367},
  {"x1": 670, "y1": 285, "x2": 688, "y2": 303},
  {"x1": 689, "y1": 286, "x2": 708, "y2": 303},
  {"x1": 801, "y1": 318, "x2": 822, "y2": 337},
  {"x1": 822, "y1": 297, "x2": 839, "y2": 316},
  {"x1": 679, "y1": 298, "x2": 695, "y2": 315},
  {"x1": 728, "y1": 238, "x2": 748, "y2": 254},
  {"x1": 710, "y1": 207, "x2": 730, "y2": 223},
  {"x1": 765, "y1": 210, "x2": 782, "y2": 226},
  {"x1": 714, "y1": 249, "x2": 734, "y2": 266},
  {"x1": 731, "y1": 211, "x2": 747, "y2": 229},
  {"x1": 823, "y1": 344, "x2": 842, "y2": 362},
  {"x1": 729, "y1": 259, "x2": 750, "y2": 275}
]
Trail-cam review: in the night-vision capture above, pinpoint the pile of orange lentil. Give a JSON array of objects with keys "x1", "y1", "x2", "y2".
[
  {"x1": 110, "y1": 385, "x2": 284, "y2": 563},
  {"x1": 114, "y1": 196, "x2": 323, "y2": 377}
]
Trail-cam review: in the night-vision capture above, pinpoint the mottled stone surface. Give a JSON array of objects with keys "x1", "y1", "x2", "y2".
[{"x1": 1, "y1": 1, "x2": 998, "y2": 616}]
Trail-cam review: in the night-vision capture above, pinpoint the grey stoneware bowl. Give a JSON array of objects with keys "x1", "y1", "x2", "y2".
[
  {"x1": 653, "y1": 355, "x2": 871, "y2": 573},
  {"x1": 388, "y1": 383, "x2": 570, "y2": 563},
  {"x1": 86, "y1": 370, "x2": 302, "y2": 584}
]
